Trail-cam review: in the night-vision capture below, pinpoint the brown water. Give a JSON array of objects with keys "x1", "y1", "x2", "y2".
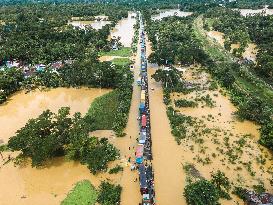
[
  {"x1": 171, "y1": 67, "x2": 273, "y2": 204},
  {"x1": 237, "y1": 7, "x2": 273, "y2": 16},
  {"x1": 151, "y1": 9, "x2": 193, "y2": 21},
  {"x1": 109, "y1": 12, "x2": 137, "y2": 47},
  {"x1": 146, "y1": 40, "x2": 186, "y2": 205},
  {"x1": 90, "y1": 26, "x2": 142, "y2": 205},
  {"x1": 207, "y1": 31, "x2": 258, "y2": 61},
  {"x1": 146, "y1": 36, "x2": 272, "y2": 204},
  {"x1": 116, "y1": 27, "x2": 142, "y2": 205},
  {"x1": 0, "y1": 88, "x2": 110, "y2": 144},
  {"x1": 0, "y1": 87, "x2": 115, "y2": 205},
  {"x1": 207, "y1": 30, "x2": 225, "y2": 47},
  {"x1": 68, "y1": 20, "x2": 111, "y2": 30}
]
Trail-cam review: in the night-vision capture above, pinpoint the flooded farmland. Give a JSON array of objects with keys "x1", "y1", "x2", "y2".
[
  {"x1": 0, "y1": 87, "x2": 115, "y2": 205},
  {"x1": 173, "y1": 67, "x2": 273, "y2": 204},
  {"x1": 109, "y1": 12, "x2": 137, "y2": 47},
  {"x1": 146, "y1": 36, "x2": 272, "y2": 204},
  {"x1": 151, "y1": 9, "x2": 193, "y2": 20}
]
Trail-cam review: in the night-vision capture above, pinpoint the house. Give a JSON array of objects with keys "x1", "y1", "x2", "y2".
[
  {"x1": 6, "y1": 61, "x2": 19, "y2": 68},
  {"x1": 35, "y1": 64, "x2": 46, "y2": 72},
  {"x1": 51, "y1": 61, "x2": 63, "y2": 71}
]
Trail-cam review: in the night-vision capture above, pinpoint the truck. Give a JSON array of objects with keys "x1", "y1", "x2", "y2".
[
  {"x1": 141, "y1": 114, "x2": 147, "y2": 127},
  {"x1": 139, "y1": 131, "x2": 147, "y2": 144},
  {"x1": 136, "y1": 144, "x2": 144, "y2": 164},
  {"x1": 139, "y1": 164, "x2": 148, "y2": 194},
  {"x1": 139, "y1": 102, "x2": 145, "y2": 114},
  {"x1": 141, "y1": 90, "x2": 145, "y2": 103}
]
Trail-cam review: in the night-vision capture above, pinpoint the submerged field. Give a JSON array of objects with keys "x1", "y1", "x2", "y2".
[{"x1": 171, "y1": 66, "x2": 272, "y2": 204}]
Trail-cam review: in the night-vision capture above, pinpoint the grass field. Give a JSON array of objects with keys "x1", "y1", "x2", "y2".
[
  {"x1": 99, "y1": 47, "x2": 132, "y2": 57},
  {"x1": 85, "y1": 90, "x2": 119, "y2": 130},
  {"x1": 111, "y1": 58, "x2": 132, "y2": 66},
  {"x1": 61, "y1": 180, "x2": 97, "y2": 205}
]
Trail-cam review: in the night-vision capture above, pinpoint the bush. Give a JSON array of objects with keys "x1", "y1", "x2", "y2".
[
  {"x1": 211, "y1": 170, "x2": 231, "y2": 200},
  {"x1": 174, "y1": 99, "x2": 198, "y2": 108},
  {"x1": 97, "y1": 181, "x2": 122, "y2": 205},
  {"x1": 232, "y1": 186, "x2": 247, "y2": 200},
  {"x1": 184, "y1": 179, "x2": 219, "y2": 205},
  {"x1": 109, "y1": 165, "x2": 123, "y2": 174}
]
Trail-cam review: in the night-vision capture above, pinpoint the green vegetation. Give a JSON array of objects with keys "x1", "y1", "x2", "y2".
[
  {"x1": 211, "y1": 170, "x2": 231, "y2": 200},
  {"x1": 0, "y1": 4, "x2": 128, "y2": 64},
  {"x1": 99, "y1": 47, "x2": 132, "y2": 57},
  {"x1": 86, "y1": 90, "x2": 119, "y2": 130},
  {"x1": 144, "y1": 14, "x2": 208, "y2": 66},
  {"x1": 61, "y1": 180, "x2": 97, "y2": 205},
  {"x1": 97, "y1": 181, "x2": 122, "y2": 205},
  {"x1": 111, "y1": 58, "x2": 132, "y2": 66},
  {"x1": 0, "y1": 68, "x2": 24, "y2": 103},
  {"x1": 62, "y1": 180, "x2": 122, "y2": 205},
  {"x1": 109, "y1": 165, "x2": 123, "y2": 174},
  {"x1": 205, "y1": 7, "x2": 273, "y2": 83},
  {"x1": 7, "y1": 107, "x2": 119, "y2": 174},
  {"x1": 184, "y1": 179, "x2": 219, "y2": 205},
  {"x1": 174, "y1": 99, "x2": 198, "y2": 108},
  {"x1": 132, "y1": 15, "x2": 140, "y2": 53},
  {"x1": 193, "y1": 16, "x2": 273, "y2": 152}
]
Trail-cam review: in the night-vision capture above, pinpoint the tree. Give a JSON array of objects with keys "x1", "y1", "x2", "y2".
[
  {"x1": 211, "y1": 170, "x2": 231, "y2": 199},
  {"x1": 97, "y1": 181, "x2": 122, "y2": 205},
  {"x1": 184, "y1": 179, "x2": 219, "y2": 205}
]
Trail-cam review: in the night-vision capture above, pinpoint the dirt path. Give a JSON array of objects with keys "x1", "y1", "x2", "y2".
[{"x1": 146, "y1": 41, "x2": 186, "y2": 205}]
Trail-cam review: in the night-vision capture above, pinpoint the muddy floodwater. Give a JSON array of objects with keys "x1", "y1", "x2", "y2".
[
  {"x1": 109, "y1": 12, "x2": 137, "y2": 47},
  {"x1": 68, "y1": 20, "x2": 111, "y2": 30},
  {"x1": 0, "y1": 87, "x2": 114, "y2": 205},
  {"x1": 207, "y1": 30, "x2": 258, "y2": 61},
  {"x1": 146, "y1": 36, "x2": 272, "y2": 204},
  {"x1": 172, "y1": 66, "x2": 272, "y2": 204},
  {"x1": 151, "y1": 9, "x2": 192, "y2": 20},
  {"x1": 236, "y1": 6, "x2": 273, "y2": 16}
]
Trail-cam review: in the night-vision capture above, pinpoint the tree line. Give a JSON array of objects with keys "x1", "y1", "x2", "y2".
[
  {"x1": 144, "y1": 11, "x2": 273, "y2": 155},
  {"x1": 204, "y1": 7, "x2": 273, "y2": 84}
]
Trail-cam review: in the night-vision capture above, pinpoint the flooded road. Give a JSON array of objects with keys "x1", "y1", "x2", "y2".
[
  {"x1": 146, "y1": 40, "x2": 186, "y2": 205},
  {"x1": 0, "y1": 87, "x2": 114, "y2": 205},
  {"x1": 145, "y1": 32, "x2": 272, "y2": 204},
  {"x1": 151, "y1": 9, "x2": 192, "y2": 20},
  {"x1": 117, "y1": 33, "x2": 142, "y2": 205},
  {"x1": 110, "y1": 12, "x2": 137, "y2": 47}
]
